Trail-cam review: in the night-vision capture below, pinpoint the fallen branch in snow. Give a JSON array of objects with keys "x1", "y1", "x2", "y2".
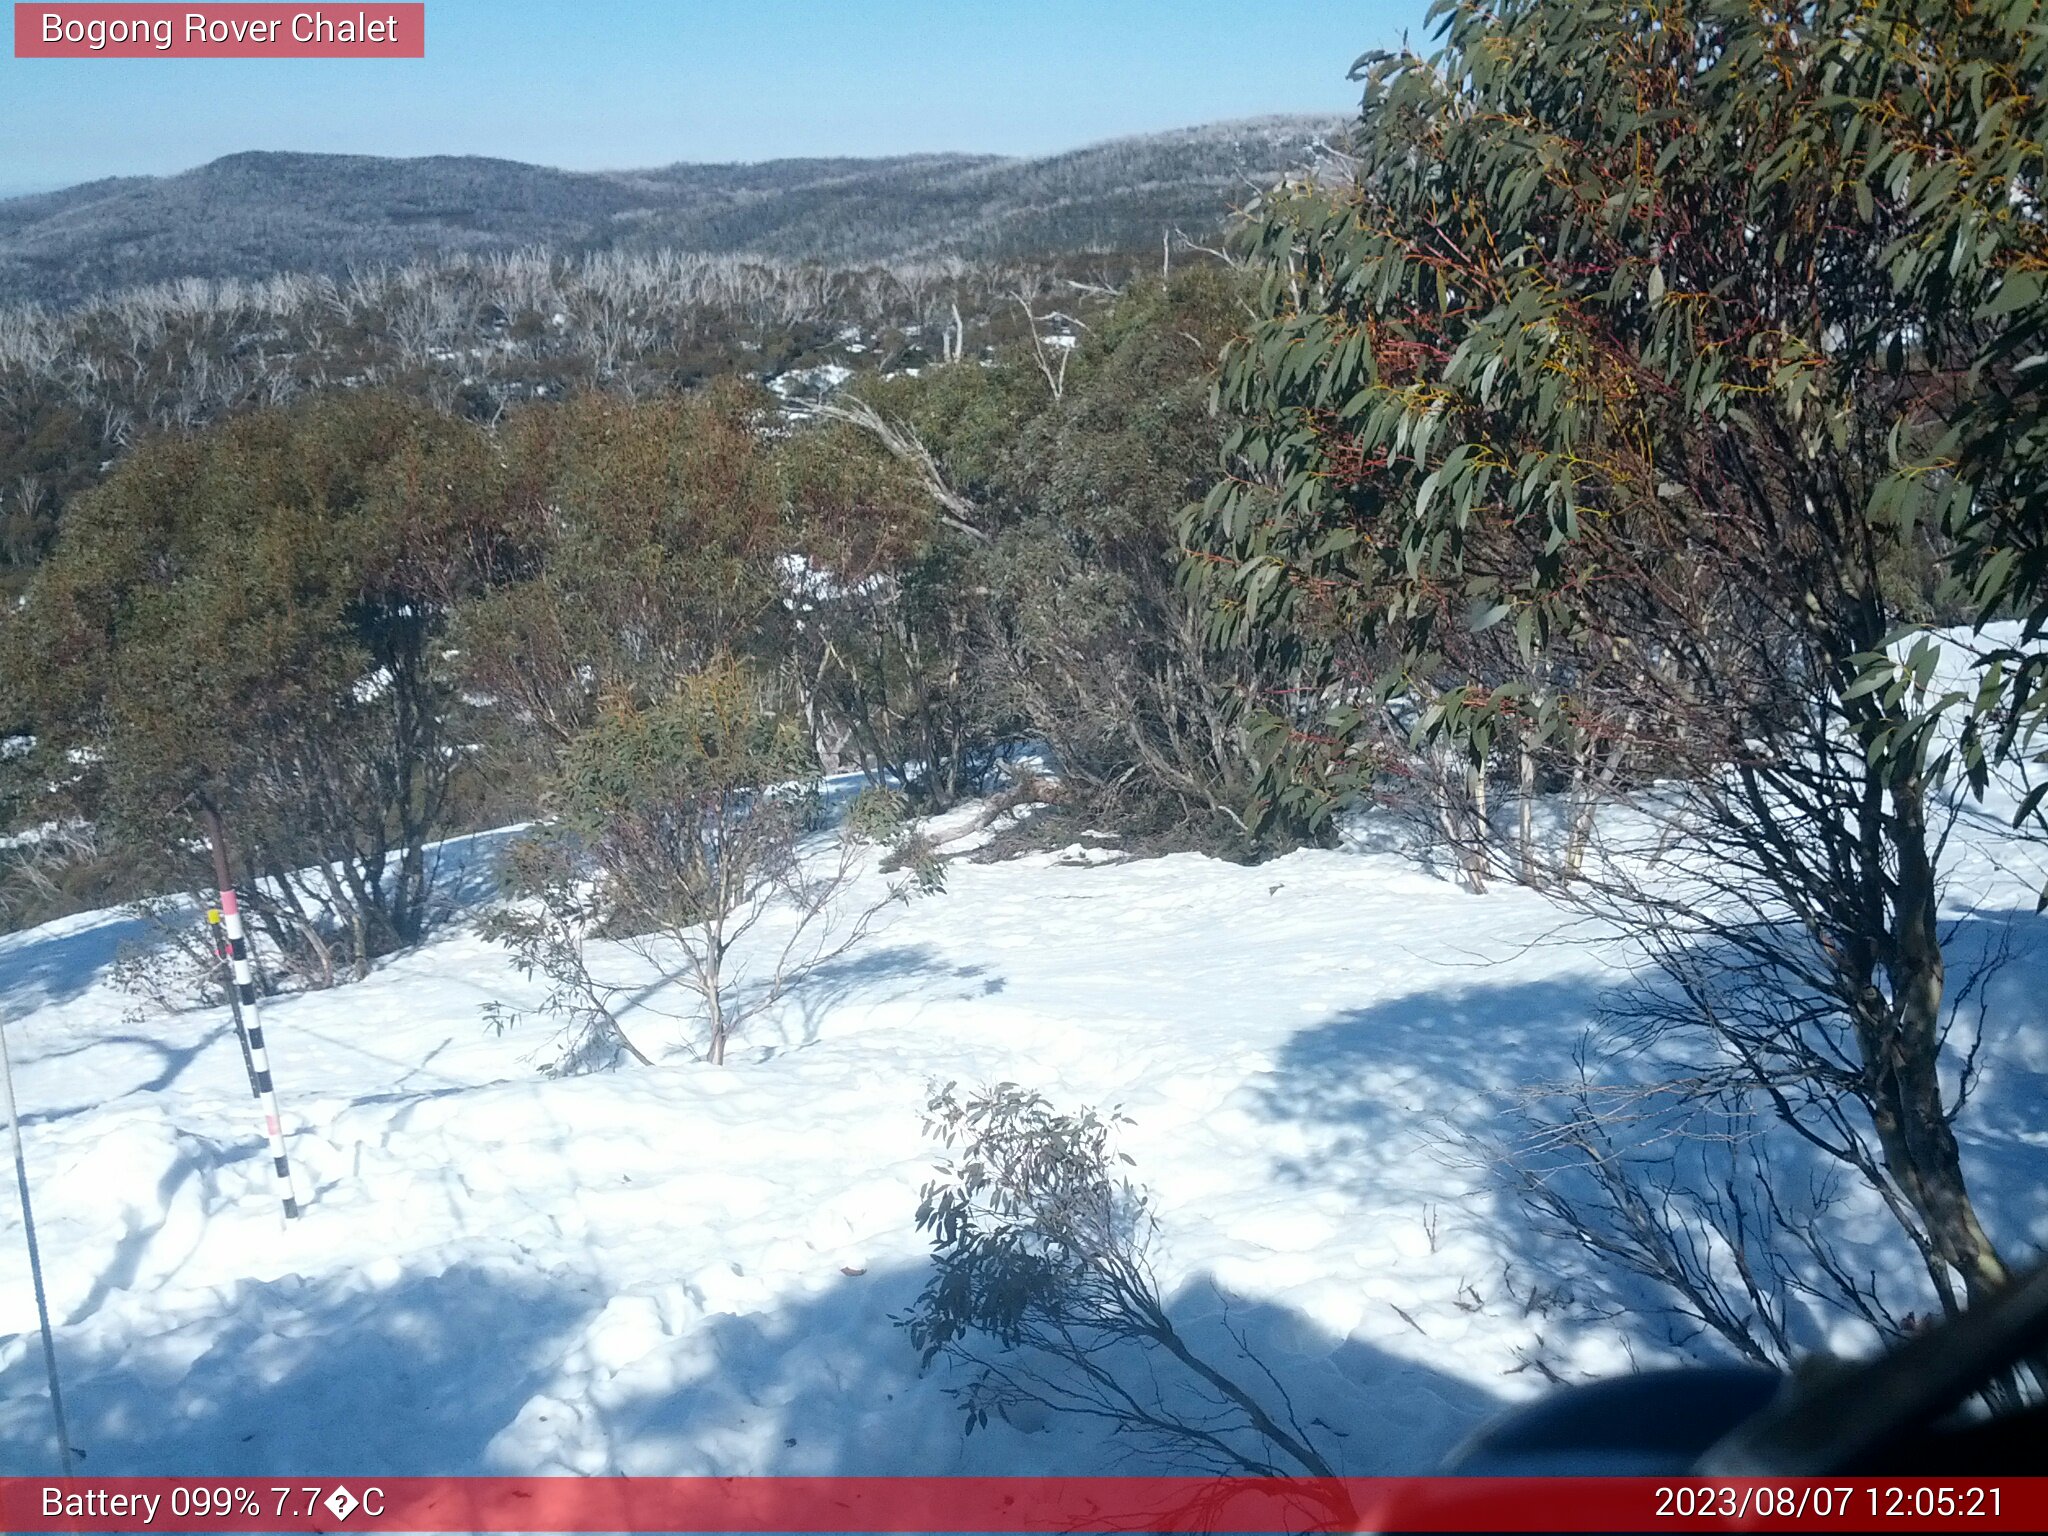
[{"x1": 922, "y1": 773, "x2": 1066, "y2": 857}]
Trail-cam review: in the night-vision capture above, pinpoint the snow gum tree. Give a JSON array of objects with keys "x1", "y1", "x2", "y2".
[
  {"x1": 452, "y1": 383, "x2": 789, "y2": 774},
  {"x1": 779, "y1": 269, "x2": 1320, "y2": 852},
  {"x1": 8, "y1": 392, "x2": 510, "y2": 980},
  {"x1": 775, "y1": 407, "x2": 1007, "y2": 811},
  {"x1": 1184, "y1": 0, "x2": 2046, "y2": 1323}
]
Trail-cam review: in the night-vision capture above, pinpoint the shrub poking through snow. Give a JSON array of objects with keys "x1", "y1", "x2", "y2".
[
  {"x1": 845, "y1": 786, "x2": 909, "y2": 845},
  {"x1": 903, "y1": 1081, "x2": 1339, "y2": 1479},
  {"x1": 489, "y1": 659, "x2": 906, "y2": 1068},
  {"x1": 110, "y1": 897, "x2": 234, "y2": 1021},
  {"x1": 481, "y1": 828, "x2": 653, "y2": 1076},
  {"x1": 844, "y1": 785, "x2": 948, "y2": 895}
]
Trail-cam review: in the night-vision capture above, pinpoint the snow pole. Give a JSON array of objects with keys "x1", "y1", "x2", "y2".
[
  {"x1": 218, "y1": 889, "x2": 302, "y2": 1221},
  {"x1": 0, "y1": 1014, "x2": 77, "y2": 1475},
  {"x1": 197, "y1": 803, "x2": 302, "y2": 1222},
  {"x1": 208, "y1": 905, "x2": 263, "y2": 1100}
]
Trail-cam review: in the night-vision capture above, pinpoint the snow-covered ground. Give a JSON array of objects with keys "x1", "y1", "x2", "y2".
[{"x1": 2, "y1": 790, "x2": 2045, "y2": 1477}]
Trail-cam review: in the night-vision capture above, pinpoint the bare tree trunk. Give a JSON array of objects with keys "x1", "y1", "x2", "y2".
[
  {"x1": 198, "y1": 800, "x2": 235, "y2": 899},
  {"x1": 1565, "y1": 715, "x2": 1634, "y2": 879},
  {"x1": 291, "y1": 913, "x2": 337, "y2": 992},
  {"x1": 1465, "y1": 764, "x2": 1491, "y2": 893},
  {"x1": 705, "y1": 988, "x2": 727, "y2": 1066},
  {"x1": 348, "y1": 897, "x2": 370, "y2": 983},
  {"x1": 1519, "y1": 737, "x2": 1538, "y2": 889},
  {"x1": 1862, "y1": 771, "x2": 2011, "y2": 1308},
  {"x1": 701, "y1": 929, "x2": 729, "y2": 1067}
]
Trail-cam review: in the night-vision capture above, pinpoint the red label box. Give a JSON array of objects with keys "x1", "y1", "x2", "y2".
[
  {"x1": 14, "y1": 3, "x2": 424, "y2": 57},
  {"x1": 1, "y1": 1477, "x2": 2046, "y2": 1533}
]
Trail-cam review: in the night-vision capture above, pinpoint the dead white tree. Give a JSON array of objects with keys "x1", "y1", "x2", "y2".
[
  {"x1": 1013, "y1": 293, "x2": 1081, "y2": 401},
  {"x1": 793, "y1": 395, "x2": 991, "y2": 545}
]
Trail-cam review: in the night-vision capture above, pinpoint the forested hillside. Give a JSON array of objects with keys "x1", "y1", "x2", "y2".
[{"x1": 0, "y1": 117, "x2": 1344, "y2": 305}]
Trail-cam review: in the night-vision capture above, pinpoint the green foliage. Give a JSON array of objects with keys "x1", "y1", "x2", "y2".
[
  {"x1": 879, "y1": 830, "x2": 949, "y2": 897},
  {"x1": 777, "y1": 404, "x2": 1013, "y2": 811},
  {"x1": 493, "y1": 659, "x2": 902, "y2": 1066},
  {"x1": 8, "y1": 391, "x2": 507, "y2": 964},
  {"x1": 908, "y1": 1080, "x2": 1145, "y2": 1369},
  {"x1": 554, "y1": 660, "x2": 815, "y2": 928},
  {"x1": 787, "y1": 266, "x2": 1310, "y2": 850},
  {"x1": 975, "y1": 270, "x2": 1302, "y2": 843},
  {"x1": 480, "y1": 824, "x2": 653, "y2": 1076},
  {"x1": 1186, "y1": 0, "x2": 2047, "y2": 819},
  {"x1": 454, "y1": 382, "x2": 788, "y2": 775},
  {"x1": 903, "y1": 1079, "x2": 1339, "y2": 1479},
  {"x1": 844, "y1": 785, "x2": 910, "y2": 845},
  {"x1": 1182, "y1": 0, "x2": 2045, "y2": 1314},
  {"x1": 562, "y1": 665, "x2": 810, "y2": 813}
]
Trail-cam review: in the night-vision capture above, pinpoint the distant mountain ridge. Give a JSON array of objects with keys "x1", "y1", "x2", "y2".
[{"x1": 0, "y1": 116, "x2": 1348, "y2": 306}]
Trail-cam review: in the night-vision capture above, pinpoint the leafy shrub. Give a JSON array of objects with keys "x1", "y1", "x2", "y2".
[
  {"x1": 903, "y1": 1081, "x2": 1336, "y2": 1477},
  {"x1": 487, "y1": 660, "x2": 904, "y2": 1067},
  {"x1": 844, "y1": 785, "x2": 909, "y2": 845}
]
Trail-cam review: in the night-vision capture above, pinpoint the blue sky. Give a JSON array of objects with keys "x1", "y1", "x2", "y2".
[{"x1": 0, "y1": 2, "x2": 1434, "y2": 196}]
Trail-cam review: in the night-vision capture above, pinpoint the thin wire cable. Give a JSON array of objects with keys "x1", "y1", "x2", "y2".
[{"x1": 0, "y1": 1015, "x2": 76, "y2": 1475}]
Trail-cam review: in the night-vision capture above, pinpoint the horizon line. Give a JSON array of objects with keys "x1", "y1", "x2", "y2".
[{"x1": 0, "y1": 110, "x2": 1357, "y2": 205}]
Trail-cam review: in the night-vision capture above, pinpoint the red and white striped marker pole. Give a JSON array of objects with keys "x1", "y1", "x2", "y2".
[
  {"x1": 209, "y1": 905, "x2": 263, "y2": 1100},
  {"x1": 217, "y1": 888, "x2": 302, "y2": 1221}
]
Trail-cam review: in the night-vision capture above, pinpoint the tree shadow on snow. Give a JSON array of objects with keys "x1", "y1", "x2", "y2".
[
  {"x1": 0, "y1": 907, "x2": 153, "y2": 1013},
  {"x1": 740, "y1": 944, "x2": 1005, "y2": 1056},
  {"x1": 1936, "y1": 912, "x2": 2048, "y2": 1254},
  {"x1": 505, "y1": 1264, "x2": 1500, "y2": 1477},
  {"x1": 1249, "y1": 910, "x2": 2048, "y2": 1371},
  {"x1": 0, "y1": 1263, "x2": 603, "y2": 1475},
  {"x1": 0, "y1": 1261, "x2": 1495, "y2": 1478},
  {"x1": 11, "y1": 1025, "x2": 242, "y2": 1128}
]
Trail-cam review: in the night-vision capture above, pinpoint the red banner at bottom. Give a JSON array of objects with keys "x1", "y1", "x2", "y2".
[{"x1": 2, "y1": 1476, "x2": 2043, "y2": 1532}]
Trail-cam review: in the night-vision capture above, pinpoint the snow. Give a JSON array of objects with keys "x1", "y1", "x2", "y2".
[
  {"x1": 0, "y1": 820, "x2": 72, "y2": 852},
  {"x1": 767, "y1": 364, "x2": 854, "y2": 401},
  {"x1": 775, "y1": 552, "x2": 887, "y2": 608},
  {"x1": 2, "y1": 766, "x2": 2045, "y2": 1477}
]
